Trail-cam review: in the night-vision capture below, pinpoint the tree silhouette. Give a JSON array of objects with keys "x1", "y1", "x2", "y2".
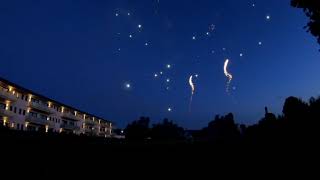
[
  {"x1": 309, "y1": 96, "x2": 320, "y2": 122},
  {"x1": 259, "y1": 107, "x2": 278, "y2": 128},
  {"x1": 151, "y1": 119, "x2": 185, "y2": 142},
  {"x1": 307, "y1": 96, "x2": 320, "y2": 136},
  {"x1": 283, "y1": 96, "x2": 309, "y2": 124},
  {"x1": 244, "y1": 107, "x2": 281, "y2": 144},
  {"x1": 291, "y1": 0, "x2": 320, "y2": 45},
  {"x1": 124, "y1": 117, "x2": 150, "y2": 142},
  {"x1": 201, "y1": 113, "x2": 240, "y2": 144}
]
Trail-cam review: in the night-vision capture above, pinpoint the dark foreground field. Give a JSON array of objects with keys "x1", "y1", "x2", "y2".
[{"x1": 1, "y1": 129, "x2": 318, "y2": 178}]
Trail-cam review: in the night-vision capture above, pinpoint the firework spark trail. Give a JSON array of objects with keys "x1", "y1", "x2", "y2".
[
  {"x1": 224, "y1": 59, "x2": 233, "y2": 94},
  {"x1": 189, "y1": 75, "x2": 195, "y2": 95},
  {"x1": 189, "y1": 75, "x2": 195, "y2": 112}
]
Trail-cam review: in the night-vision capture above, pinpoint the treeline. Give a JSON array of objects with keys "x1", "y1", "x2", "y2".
[
  {"x1": 1, "y1": 95, "x2": 319, "y2": 146},
  {"x1": 124, "y1": 96, "x2": 320, "y2": 145}
]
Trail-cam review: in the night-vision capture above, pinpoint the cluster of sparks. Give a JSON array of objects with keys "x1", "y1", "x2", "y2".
[
  {"x1": 153, "y1": 64, "x2": 173, "y2": 92},
  {"x1": 117, "y1": 1, "x2": 271, "y2": 113}
]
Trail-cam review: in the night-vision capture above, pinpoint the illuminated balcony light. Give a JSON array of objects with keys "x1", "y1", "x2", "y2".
[
  {"x1": 28, "y1": 95, "x2": 32, "y2": 102},
  {"x1": 3, "y1": 118, "x2": 7, "y2": 126},
  {"x1": 5, "y1": 103, "x2": 9, "y2": 110}
]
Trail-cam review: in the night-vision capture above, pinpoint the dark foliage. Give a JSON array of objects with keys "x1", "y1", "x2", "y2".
[
  {"x1": 291, "y1": 0, "x2": 320, "y2": 45},
  {"x1": 150, "y1": 118, "x2": 185, "y2": 142},
  {"x1": 199, "y1": 113, "x2": 240, "y2": 144},
  {"x1": 124, "y1": 116, "x2": 150, "y2": 142}
]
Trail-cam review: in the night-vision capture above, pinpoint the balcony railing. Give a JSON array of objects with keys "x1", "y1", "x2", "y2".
[
  {"x1": 0, "y1": 108, "x2": 14, "y2": 117},
  {"x1": 0, "y1": 90, "x2": 18, "y2": 102},
  {"x1": 84, "y1": 128, "x2": 99, "y2": 135},
  {"x1": 99, "y1": 132, "x2": 112, "y2": 137},
  {"x1": 26, "y1": 115, "x2": 49, "y2": 126},
  {"x1": 62, "y1": 113, "x2": 83, "y2": 121},
  {"x1": 84, "y1": 119, "x2": 98, "y2": 126},
  {"x1": 60, "y1": 123, "x2": 80, "y2": 130},
  {"x1": 48, "y1": 107, "x2": 57, "y2": 114},
  {"x1": 100, "y1": 122, "x2": 111, "y2": 128},
  {"x1": 29, "y1": 102, "x2": 52, "y2": 114}
]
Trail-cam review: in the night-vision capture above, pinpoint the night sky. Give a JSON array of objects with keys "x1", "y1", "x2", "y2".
[{"x1": 1, "y1": 0, "x2": 320, "y2": 129}]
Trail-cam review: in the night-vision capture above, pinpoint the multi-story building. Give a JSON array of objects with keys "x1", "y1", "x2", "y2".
[{"x1": 0, "y1": 77, "x2": 112, "y2": 137}]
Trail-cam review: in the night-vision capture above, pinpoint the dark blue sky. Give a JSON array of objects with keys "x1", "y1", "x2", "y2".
[{"x1": 1, "y1": 0, "x2": 319, "y2": 129}]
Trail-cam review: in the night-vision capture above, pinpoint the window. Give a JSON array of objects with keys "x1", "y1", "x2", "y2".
[
  {"x1": 0, "y1": 103, "x2": 5, "y2": 109},
  {"x1": 23, "y1": 110, "x2": 26, "y2": 115},
  {"x1": 21, "y1": 95, "x2": 24, "y2": 100},
  {"x1": 40, "y1": 114, "x2": 47, "y2": 120},
  {"x1": 14, "y1": 107, "x2": 17, "y2": 113},
  {"x1": 19, "y1": 109, "x2": 22, "y2": 115},
  {"x1": 31, "y1": 98, "x2": 40, "y2": 103},
  {"x1": 17, "y1": 124, "x2": 20, "y2": 129},
  {"x1": 30, "y1": 112, "x2": 37, "y2": 117},
  {"x1": 25, "y1": 96, "x2": 28, "y2": 101},
  {"x1": 10, "y1": 106, "x2": 12, "y2": 111}
]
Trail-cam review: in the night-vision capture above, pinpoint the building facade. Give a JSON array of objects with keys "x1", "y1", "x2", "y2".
[{"x1": 0, "y1": 77, "x2": 112, "y2": 137}]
